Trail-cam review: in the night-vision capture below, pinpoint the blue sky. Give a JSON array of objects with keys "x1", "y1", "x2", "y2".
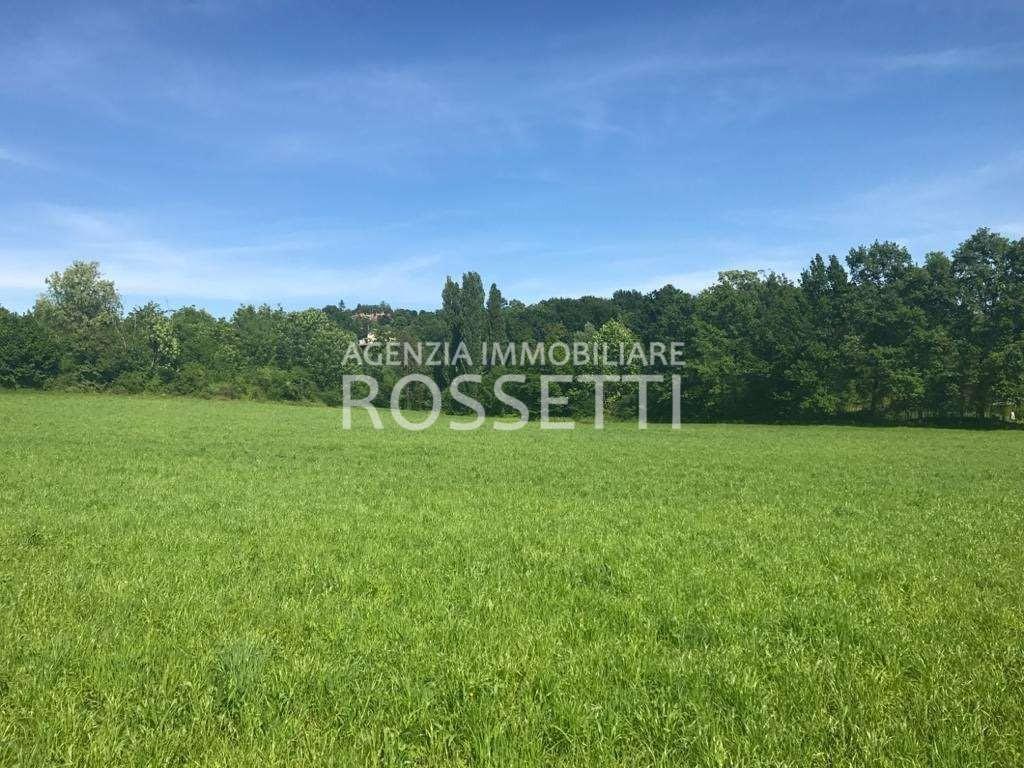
[{"x1": 1, "y1": 0, "x2": 1022, "y2": 315}]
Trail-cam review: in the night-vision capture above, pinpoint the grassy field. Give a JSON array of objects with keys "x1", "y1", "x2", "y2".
[{"x1": 0, "y1": 391, "x2": 1022, "y2": 766}]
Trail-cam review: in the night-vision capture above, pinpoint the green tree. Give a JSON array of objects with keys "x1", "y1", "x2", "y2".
[
  {"x1": 440, "y1": 277, "x2": 462, "y2": 386},
  {"x1": 486, "y1": 282, "x2": 506, "y2": 345},
  {"x1": 120, "y1": 302, "x2": 181, "y2": 390},
  {"x1": 843, "y1": 242, "x2": 923, "y2": 417},
  {"x1": 691, "y1": 270, "x2": 805, "y2": 420},
  {"x1": 231, "y1": 305, "x2": 284, "y2": 369},
  {"x1": 33, "y1": 261, "x2": 125, "y2": 385},
  {"x1": 951, "y1": 228, "x2": 1017, "y2": 416},
  {"x1": 797, "y1": 254, "x2": 852, "y2": 416},
  {"x1": 279, "y1": 309, "x2": 358, "y2": 393},
  {"x1": 0, "y1": 309, "x2": 59, "y2": 388},
  {"x1": 460, "y1": 272, "x2": 486, "y2": 372}
]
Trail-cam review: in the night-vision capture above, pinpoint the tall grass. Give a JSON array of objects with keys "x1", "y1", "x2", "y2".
[{"x1": 1, "y1": 391, "x2": 1021, "y2": 766}]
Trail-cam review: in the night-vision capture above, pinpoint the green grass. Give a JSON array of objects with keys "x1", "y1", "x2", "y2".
[{"x1": 1, "y1": 391, "x2": 1022, "y2": 767}]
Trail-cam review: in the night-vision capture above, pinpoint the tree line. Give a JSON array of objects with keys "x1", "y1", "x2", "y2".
[{"x1": 1, "y1": 227, "x2": 1022, "y2": 424}]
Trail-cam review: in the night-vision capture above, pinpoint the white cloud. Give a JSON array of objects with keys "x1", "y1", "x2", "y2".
[
  {"x1": 0, "y1": 144, "x2": 45, "y2": 169},
  {"x1": 5, "y1": 3, "x2": 1021, "y2": 167},
  {"x1": 993, "y1": 221, "x2": 1024, "y2": 238},
  {"x1": 0, "y1": 205, "x2": 452, "y2": 311},
  {"x1": 718, "y1": 150, "x2": 1024, "y2": 260},
  {"x1": 873, "y1": 44, "x2": 1024, "y2": 73}
]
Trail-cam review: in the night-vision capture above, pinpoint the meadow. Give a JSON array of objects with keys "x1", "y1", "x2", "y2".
[{"x1": 0, "y1": 391, "x2": 1021, "y2": 767}]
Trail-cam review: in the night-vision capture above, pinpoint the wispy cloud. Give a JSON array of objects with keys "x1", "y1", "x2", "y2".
[
  {"x1": 0, "y1": 144, "x2": 46, "y2": 169},
  {"x1": 5, "y1": 2, "x2": 1021, "y2": 167},
  {"x1": 873, "y1": 44, "x2": 1024, "y2": 73},
  {"x1": 815, "y1": 151, "x2": 1024, "y2": 252},
  {"x1": 714, "y1": 148, "x2": 1024, "y2": 260},
  {"x1": 0, "y1": 204, "x2": 453, "y2": 311},
  {"x1": 1, "y1": 2, "x2": 1021, "y2": 314}
]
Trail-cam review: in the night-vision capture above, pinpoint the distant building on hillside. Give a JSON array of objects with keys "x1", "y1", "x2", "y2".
[
  {"x1": 354, "y1": 310, "x2": 389, "y2": 323},
  {"x1": 353, "y1": 303, "x2": 392, "y2": 324}
]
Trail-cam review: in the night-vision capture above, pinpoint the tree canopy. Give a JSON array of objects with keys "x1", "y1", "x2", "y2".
[{"x1": 2, "y1": 228, "x2": 1023, "y2": 424}]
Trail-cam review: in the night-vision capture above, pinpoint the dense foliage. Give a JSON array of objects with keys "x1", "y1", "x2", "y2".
[{"x1": 2, "y1": 227, "x2": 1022, "y2": 422}]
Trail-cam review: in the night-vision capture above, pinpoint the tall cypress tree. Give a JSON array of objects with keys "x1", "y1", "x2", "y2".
[
  {"x1": 440, "y1": 276, "x2": 462, "y2": 385},
  {"x1": 486, "y1": 283, "x2": 506, "y2": 344},
  {"x1": 460, "y1": 272, "x2": 486, "y2": 373}
]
